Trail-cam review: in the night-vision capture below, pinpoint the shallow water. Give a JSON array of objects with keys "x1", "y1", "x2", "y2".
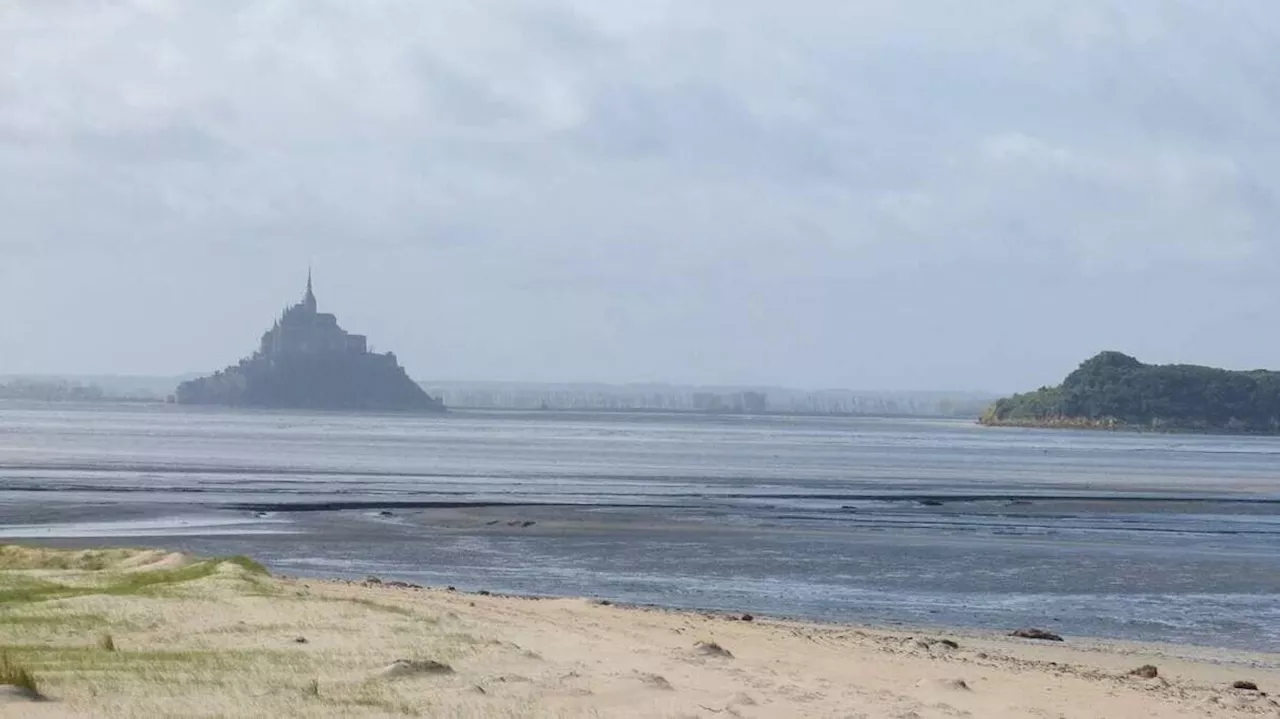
[{"x1": 2, "y1": 402, "x2": 1279, "y2": 651}]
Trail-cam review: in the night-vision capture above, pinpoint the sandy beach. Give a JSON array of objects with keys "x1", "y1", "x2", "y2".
[{"x1": 0, "y1": 546, "x2": 1277, "y2": 718}]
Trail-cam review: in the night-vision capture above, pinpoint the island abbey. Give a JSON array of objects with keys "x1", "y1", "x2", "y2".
[
  {"x1": 261, "y1": 272, "x2": 370, "y2": 358},
  {"x1": 176, "y1": 273, "x2": 445, "y2": 412}
]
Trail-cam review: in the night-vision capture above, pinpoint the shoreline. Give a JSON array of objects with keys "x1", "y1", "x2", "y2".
[
  {"x1": 2, "y1": 546, "x2": 1279, "y2": 717},
  {"x1": 347, "y1": 580, "x2": 1280, "y2": 671},
  {"x1": 979, "y1": 415, "x2": 1280, "y2": 437},
  {"x1": 8, "y1": 500, "x2": 1280, "y2": 656}
]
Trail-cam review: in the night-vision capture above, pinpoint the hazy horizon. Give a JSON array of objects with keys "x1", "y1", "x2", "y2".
[
  {"x1": 0, "y1": 372, "x2": 1003, "y2": 398},
  {"x1": 3, "y1": 2, "x2": 1278, "y2": 391}
]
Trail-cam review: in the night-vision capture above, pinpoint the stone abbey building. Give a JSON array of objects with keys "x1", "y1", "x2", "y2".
[
  {"x1": 261, "y1": 272, "x2": 371, "y2": 359},
  {"x1": 176, "y1": 274, "x2": 444, "y2": 412}
]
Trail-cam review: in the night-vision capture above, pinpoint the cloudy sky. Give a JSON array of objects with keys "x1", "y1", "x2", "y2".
[{"x1": 2, "y1": 1, "x2": 1278, "y2": 391}]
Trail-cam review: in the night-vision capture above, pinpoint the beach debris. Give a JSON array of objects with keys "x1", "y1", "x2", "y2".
[
  {"x1": 294, "y1": 636, "x2": 309, "y2": 644},
  {"x1": 364, "y1": 576, "x2": 382, "y2": 585},
  {"x1": 1232, "y1": 680, "x2": 1260, "y2": 691},
  {"x1": 377, "y1": 510, "x2": 393, "y2": 517},
  {"x1": 916, "y1": 678, "x2": 971, "y2": 692},
  {"x1": 740, "y1": 613, "x2": 755, "y2": 622},
  {"x1": 376, "y1": 659, "x2": 454, "y2": 680},
  {"x1": 695, "y1": 641, "x2": 734, "y2": 658},
  {"x1": 1128, "y1": 665, "x2": 1159, "y2": 679},
  {"x1": 477, "y1": 590, "x2": 492, "y2": 596},
  {"x1": 385, "y1": 580, "x2": 422, "y2": 590},
  {"x1": 446, "y1": 586, "x2": 457, "y2": 592},
  {"x1": 1010, "y1": 628, "x2": 1064, "y2": 642},
  {"x1": 591, "y1": 599, "x2": 613, "y2": 606},
  {"x1": 638, "y1": 673, "x2": 674, "y2": 690},
  {"x1": 913, "y1": 637, "x2": 960, "y2": 652}
]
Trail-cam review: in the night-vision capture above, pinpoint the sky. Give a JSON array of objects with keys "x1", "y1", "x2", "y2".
[{"x1": 2, "y1": 1, "x2": 1278, "y2": 392}]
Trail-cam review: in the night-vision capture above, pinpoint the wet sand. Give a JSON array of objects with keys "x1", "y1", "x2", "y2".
[
  {"x1": 8, "y1": 499, "x2": 1280, "y2": 654},
  {"x1": 5, "y1": 407, "x2": 1280, "y2": 654}
]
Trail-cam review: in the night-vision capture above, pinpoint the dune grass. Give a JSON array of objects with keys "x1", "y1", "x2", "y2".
[
  {"x1": 0, "y1": 545, "x2": 497, "y2": 715},
  {"x1": 315, "y1": 594, "x2": 423, "y2": 617},
  {"x1": 0, "y1": 652, "x2": 40, "y2": 696},
  {"x1": 0, "y1": 546, "x2": 136, "y2": 572},
  {"x1": 0, "y1": 547, "x2": 273, "y2": 607},
  {"x1": 0, "y1": 613, "x2": 109, "y2": 630},
  {"x1": 0, "y1": 545, "x2": 615, "y2": 717},
  {"x1": 0, "y1": 546, "x2": 293, "y2": 686}
]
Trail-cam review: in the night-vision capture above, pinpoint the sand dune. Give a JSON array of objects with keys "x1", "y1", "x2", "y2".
[{"x1": 1, "y1": 546, "x2": 1278, "y2": 718}]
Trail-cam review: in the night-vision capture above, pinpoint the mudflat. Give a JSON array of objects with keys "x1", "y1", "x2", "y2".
[
  {"x1": 1, "y1": 545, "x2": 1277, "y2": 718},
  {"x1": 6, "y1": 407, "x2": 1280, "y2": 652}
]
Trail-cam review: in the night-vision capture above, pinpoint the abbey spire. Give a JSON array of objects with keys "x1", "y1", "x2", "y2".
[{"x1": 303, "y1": 267, "x2": 317, "y2": 313}]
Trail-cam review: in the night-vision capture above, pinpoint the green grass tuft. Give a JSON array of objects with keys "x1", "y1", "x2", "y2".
[
  {"x1": 0, "y1": 653, "x2": 40, "y2": 696},
  {"x1": 106, "y1": 556, "x2": 268, "y2": 597},
  {"x1": 222, "y1": 556, "x2": 270, "y2": 576},
  {"x1": 0, "y1": 613, "x2": 109, "y2": 630},
  {"x1": 106, "y1": 562, "x2": 218, "y2": 595},
  {"x1": 2, "y1": 645, "x2": 294, "y2": 677},
  {"x1": 309, "y1": 595, "x2": 420, "y2": 617},
  {"x1": 0, "y1": 577, "x2": 79, "y2": 605},
  {"x1": 0, "y1": 553, "x2": 275, "y2": 606}
]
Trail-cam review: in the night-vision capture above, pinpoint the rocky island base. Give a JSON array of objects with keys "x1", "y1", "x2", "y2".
[{"x1": 2, "y1": 546, "x2": 1278, "y2": 718}]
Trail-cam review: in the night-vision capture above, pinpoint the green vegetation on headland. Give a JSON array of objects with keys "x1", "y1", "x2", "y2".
[{"x1": 981, "y1": 351, "x2": 1280, "y2": 434}]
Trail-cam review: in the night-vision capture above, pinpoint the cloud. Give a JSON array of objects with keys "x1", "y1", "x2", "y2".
[{"x1": 1, "y1": 1, "x2": 1278, "y2": 388}]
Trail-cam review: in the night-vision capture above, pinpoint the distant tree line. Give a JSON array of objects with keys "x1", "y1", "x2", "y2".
[
  {"x1": 0, "y1": 379, "x2": 105, "y2": 402},
  {"x1": 428, "y1": 383, "x2": 994, "y2": 417},
  {"x1": 981, "y1": 351, "x2": 1280, "y2": 433}
]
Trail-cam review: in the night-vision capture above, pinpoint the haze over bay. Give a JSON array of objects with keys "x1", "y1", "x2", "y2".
[{"x1": 4, "y1": 2, "x2": 1280, "y2": 391}]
